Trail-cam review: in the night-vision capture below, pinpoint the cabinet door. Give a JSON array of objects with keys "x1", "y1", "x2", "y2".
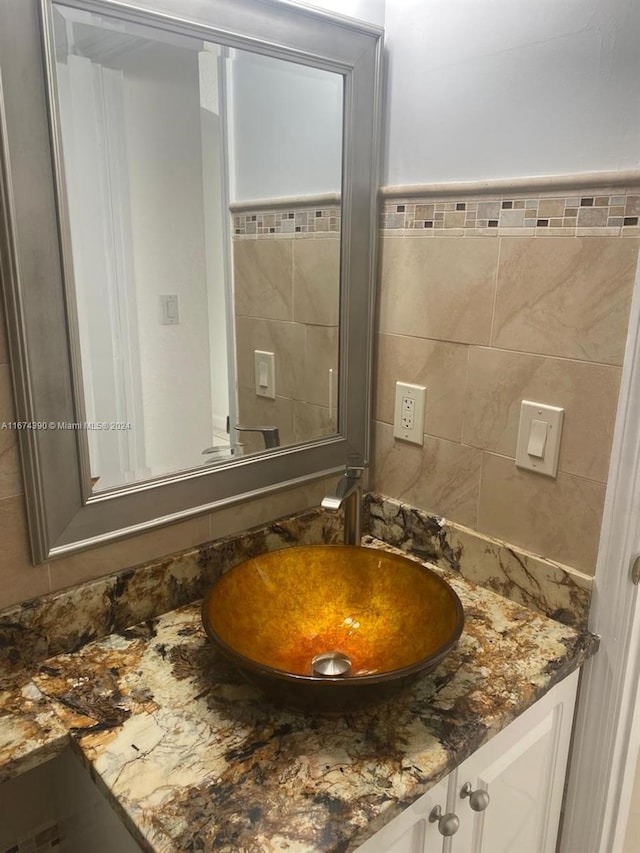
[
  {"x1": 452, "y1": 671, "x2": 579, "y2": 853},
  {"x1": 354, "y1": 776, "x2": 450, "y2": 853}
]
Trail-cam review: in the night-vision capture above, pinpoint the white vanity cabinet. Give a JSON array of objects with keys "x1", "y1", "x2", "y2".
[{"x1": 355, "y1": 671, "x2": 579, "y2": 853}]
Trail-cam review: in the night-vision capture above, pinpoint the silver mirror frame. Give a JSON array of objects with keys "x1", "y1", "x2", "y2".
[{"x1": 0, "y1": 0, "x2": 383, "y2": 562}]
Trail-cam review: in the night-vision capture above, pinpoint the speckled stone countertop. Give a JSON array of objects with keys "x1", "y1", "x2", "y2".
[{"x1": 12, "y1": 538, "x2": 597, "y2": 853}]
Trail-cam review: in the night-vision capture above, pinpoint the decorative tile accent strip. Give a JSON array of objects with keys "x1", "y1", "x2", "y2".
[
  {"x1": 233, "y1": 205, "x2": 341, "y2": 237},
  {"x1": 2, "y1": 822, "x2": 62, "y2": 853},
  {"x1": 380, "y1": 191, "x2": 640, "y2": 238},
  {"x1": 364, "y1": 493, "x2": 592, "y2": 630}
]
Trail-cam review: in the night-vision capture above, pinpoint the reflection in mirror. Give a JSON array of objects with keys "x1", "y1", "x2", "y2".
[{"x1": 51, "y1": 2, "x2": 343, "y2": 492}]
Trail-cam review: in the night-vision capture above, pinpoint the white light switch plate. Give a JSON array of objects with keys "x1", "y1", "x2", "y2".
[
  {"x1": 393, "y1": 382, "x2": 426, "y2": 445},
  {"x1": 516, "y1": 400, "x2": 564, "y2": 476},
  {"x1": 159, "y1": 294, "x2": 180, "y2": 325},
  {"x1": 254, "y1": 350, "x2": 275, "y2": 399}
]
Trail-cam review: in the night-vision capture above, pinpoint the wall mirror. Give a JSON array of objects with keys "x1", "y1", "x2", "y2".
[{"x1": 0, "y1": 0, "x2": 382, "y2": 562}]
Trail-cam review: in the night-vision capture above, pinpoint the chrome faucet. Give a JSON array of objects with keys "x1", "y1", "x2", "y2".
[
  {"x1": 234, "y1": 425, "x2": 280, "y2": 449},
  {"x1": 321, "y1": 458, "x2": 364, "y2": 546}
]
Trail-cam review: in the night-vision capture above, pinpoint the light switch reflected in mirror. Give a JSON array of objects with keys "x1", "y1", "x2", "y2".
[{"x1": 51, "y1": 2, "x2": 342, "y2": 493}]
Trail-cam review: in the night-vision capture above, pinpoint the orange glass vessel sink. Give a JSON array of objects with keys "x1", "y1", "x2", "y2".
[{"x1": 201, "y1": 545, "x2": 464, "y2": 711}]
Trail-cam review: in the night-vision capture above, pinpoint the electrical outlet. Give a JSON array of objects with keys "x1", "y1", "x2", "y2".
[
  {"x1": 393, "y1": 382, "x2": 426, "y2": 445},
  {"x1": 401, "y1": 396, "x2": 415, "y2": 431}
]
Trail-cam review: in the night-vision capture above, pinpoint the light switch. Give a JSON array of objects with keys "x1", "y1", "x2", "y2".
[
  {"x1": 254, "y1": 350, "x2": 275, "y2": 399},
  {"x1": 159, "y1": 294, "x2": 180, "y2": 325},
  {"x1": 527, "y1": 418, "x2": 548, "y2": 458},
  {"x1": 516, "y1": 401, "x2": 564, "y2": 477}
]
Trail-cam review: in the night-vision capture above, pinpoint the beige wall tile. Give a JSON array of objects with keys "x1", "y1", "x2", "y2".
[
  {"x1": 492, "y1": 237, "x2": 639, "y2": 364},
  {"x1": 0, "y1": 495, "x2": 50, "y2": 609},
  {"x1": 293, "y1": 237, "x2": 340, "y2": 326},
  {"x1": 372, "y1": 420, "x2": 481, "y2": 528},
  {"x1": 305, "y1": 325, "x2": 339, "y2": 408},
  {"x1": 463, "y1": 347, "x2": 621, "y2": 482},
  {"x1": 374, "y1": 333, "x2": 468, "y2": 442},
  {"x1": 236, "y1": 387, "x2": 295, "y2": 453},
  {"x1": 3, "y1": 471, "x2": 339, "y2": 607},
  {"x1": 293, "y1": 401, "x2": 335, "y2": 442},
  {"x1": 208, "y1": 475, "x2": 336, "y2": 542},
  {"x1": 49, "y1": 474, "x2": 341, "y2": 597},
  {"x1": 477, "y1": 453, "x2": 605, "y2": 574},
  {"x1": 235, "y1": 317, "x2": 306, "y2": 401},
  {"x1": 233, "y1": 239, "x2": 293, "y2": 321},
  {"x1": 537, "y1": 199, "x2": 565, "y2": 218},
  {"x1": 0, "y1": 365, "x2": 22, "y2": 498},
  {"x1": 378, "y1": 236, "x2": 499, "y2": 344},
  {"x1": 48, "y1": 514, "x2": 211, "y2": 595}
]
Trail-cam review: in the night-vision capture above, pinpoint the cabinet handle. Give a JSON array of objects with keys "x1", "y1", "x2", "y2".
[
  {"x1": 460, "y1": 782, "x2": 491, "y2": 812},
  {"x1": 428, "y1": 805, "x2": 460, "y2": 836}
]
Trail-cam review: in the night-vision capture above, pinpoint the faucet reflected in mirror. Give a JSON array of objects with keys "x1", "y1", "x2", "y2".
[
  {"x1": 322, "y1": 459, "x2": 364, "y2": 546},
  {"x1": 202, "y1": 424, "x2": 281, "y2": 463}
]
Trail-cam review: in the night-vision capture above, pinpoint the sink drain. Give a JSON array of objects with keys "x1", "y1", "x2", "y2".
[{"x1": 311, "y1": 651, "x2": 352, "y2": 677}]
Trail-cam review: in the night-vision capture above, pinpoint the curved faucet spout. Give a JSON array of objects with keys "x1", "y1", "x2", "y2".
[{"x1": 321, "y1": 460, "x2": 364, "y2": 545}]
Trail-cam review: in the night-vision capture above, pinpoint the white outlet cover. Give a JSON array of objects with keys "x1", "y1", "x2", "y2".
[{"x1": 393, "y1": 381, "x2": 426, "y2": 445}]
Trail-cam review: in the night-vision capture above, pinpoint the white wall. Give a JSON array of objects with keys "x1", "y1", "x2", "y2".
[
  {"x1": 228, "y1": 50, "x2": 343, "y2": 202},
  {"x1": 300, "y1": 0, "x2": 385, "y2": 26},
  {"x1": 624, "y1": 747, "x2": 640, "y2": 853},
  {"x1": 122, "y1": 44, "x2": 214, "y2": 475},
  {"x1": 199, "y1": 48, "x2": 231, "y2": 436},
  {"x1": 384, "y1": 0, "x2": 640, "y2": 185}
]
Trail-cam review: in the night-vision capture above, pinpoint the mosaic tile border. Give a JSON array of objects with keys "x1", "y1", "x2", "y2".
[
  {"x1": 232, "y1": 205, "x2": 341, "y2": 237},
  {"x1": 380, "y1": 191, "x2": 640, "y2": 237},
  {"x1": 2, "y1": 821, "x2": 62, "y2": 853}
]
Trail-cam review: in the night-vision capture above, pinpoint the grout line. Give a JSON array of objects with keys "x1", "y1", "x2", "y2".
[
  {"x1": 463, "y1": 343, "x2": 624, "y2": 370},
  {"x1": 488, "y1": 235, "x2": 502, "y2": 347},
  {"x1": 290, "y1": 239, "x2": 296, "y2": 323},
  {"x1": 475, "y1": 450, "x2": 485, "y2": 532},
  {"x1": 382, "y1": 419, "x2": 609, "y2": 488},
  {"x1": 375, "y1": 331, "x2": 625, "y2": 370},
  {"x1": 459, "y1": 343, "x2": 472, "y2": 446},
  {"x1": 476, "y1": 448, "x2": 607, "y2": 486}
]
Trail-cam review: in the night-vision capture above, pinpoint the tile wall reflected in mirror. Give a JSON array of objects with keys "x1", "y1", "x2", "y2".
[{"x1": 51, "y1": 2, "x2": 343, "y2": 491}]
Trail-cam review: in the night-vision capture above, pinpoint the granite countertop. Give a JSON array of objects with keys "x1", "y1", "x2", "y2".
[{"x1": 0, "y1": 538, "x2": 597, "y2": 853}]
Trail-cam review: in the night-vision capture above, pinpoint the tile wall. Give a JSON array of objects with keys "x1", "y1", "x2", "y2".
[
  {"x1": 232, "y1": 202, "x2": 340, "y2": 454},
  {"x1": 0, "y1": 287, "x2": 336, "y2": 610},
  {"x1": 2, "y1": 181, "x2": 639, "y2": 608},
  {"x1": 373, "y1": 184, "x2": 640, "y2": 575}
]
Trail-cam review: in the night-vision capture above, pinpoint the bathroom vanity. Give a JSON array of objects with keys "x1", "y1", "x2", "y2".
[
  {"x1": 0, "y1": 0, "x2": 601, "y2": 848},
  {"x1": 0, "y1": 512, "x2": 595, "y2": 853},
  {"x1": 355, "y1": 673, "x2": 577, "y2": 853}
]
